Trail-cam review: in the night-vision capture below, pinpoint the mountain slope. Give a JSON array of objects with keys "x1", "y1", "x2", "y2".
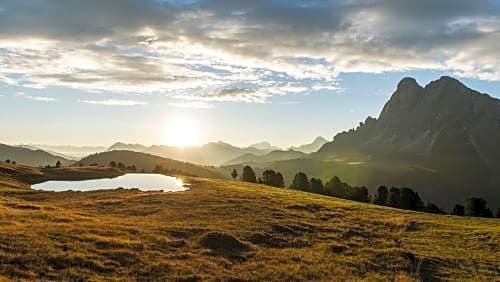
[
  {"x1": 0, "y1": 143, "x2": 74, "y2": 166},
  {"x1": 256, "y1": 77, "x2": 500, "y2": 211},
  {"x1": 290, "y1": 136, "x2": 329, "y2": 153},
  {"x1": 76, "y1": 150, "x2": 223, "y2": 178}
]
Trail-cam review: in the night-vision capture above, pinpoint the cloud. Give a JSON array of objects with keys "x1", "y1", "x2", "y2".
[
  {"x1": 25, "y1": 95, "x2": 57, "y2": 102},
  {"x1": 79, "y1": 99, "x2": 147, "y2": 106},
  {"x1": 169, "y1": 101, "x2": 214, "y2": 109},
  {"x1": 0, "y1": 0, "x2": 500, "y2": 105}
]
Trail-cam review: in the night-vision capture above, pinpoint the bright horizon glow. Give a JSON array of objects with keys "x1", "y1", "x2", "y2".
[{"x1": 163, "y1": 116, "x2": 201, "y2": 147}]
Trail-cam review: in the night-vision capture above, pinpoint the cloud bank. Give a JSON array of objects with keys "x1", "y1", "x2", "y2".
[{"x1": 1, "y1": 0, "x2": 499, "y2": 106}]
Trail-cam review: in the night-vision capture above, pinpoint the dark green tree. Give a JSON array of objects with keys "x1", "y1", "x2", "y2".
[
  {"x1": 231, "y1": 169, "x2": 238, "y2": 180},
  {"x1": 5, "y1": 159, "x2": 10, "y2": 163},
  {"x1": 324, "y1": 176, "x2": 348, "y2": 198},
  {"x1": 388, "y1": 187, "x2": 401, "y2": 207},
  {"x1": 310, "y1": 178, "x2": 324, "y2": 194},
  {"x1": 55, "y1": 160, "x2": 62, "y2": 168},
  {"x1": 350, "y1": 186, "x2": 370, "y2": 202},
  {"x1": 465, "y1": 197, "x2": 493, "y2": 217},
  {"x1": 373, "y1": 186, "x2": 389, "y2": 205},
  {"x1": 262, "y1": 170, "x2": 277, "y2": 186},
  {"x1": 451, "y1": 204, "x2": 465, "y2": 216},
  {"x1": 241, "y1": 165, "x2": 257, "y2": 183},
  {"x1": 275, "y1": 172, "x2": 285, "y2": 188},
  {"x1": 425, "y1": 203, "x2": 446, "y2": 214},
  {"x1": 399, "y1": 188, "x2": 425, "y2": 211},
  {"x1": 109, "y1": 161, "x2": 117, "y2": 167},
  {"x1": 290, "y1": 172, "x2": 310, "y2": 191}
]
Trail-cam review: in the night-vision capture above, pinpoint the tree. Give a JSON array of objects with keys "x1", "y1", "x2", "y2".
[
  {"x1": 388, "y1": 187, "x2": 401, "y2": 207},
  {"x1": 275, "y1": 172, "x2": 285, "y2": 188},
  {"x1": 153, "y1": 164, "x2": 163, "y2": 173},
  {"x1": 399, "y1": 188, "x2": 424, "y2": 211},
  {"x1": 425, "y1": 203, "x2": 446, "y2": 214},
  {"x1": 290, "y1": 172, "x2": 309, "y2": 191},
  {"x1": 373, "y1": 186, "x2": 389, "y2": 205},
  {"x1": 324, "y1": 176, "x2": 347, "y2": 198},
  {"x1": 452, "y1": 204, "x2": 465, "y2": 216},
  {"x1": 261, "y1": 170, "x2": 284, "y2": 188},
  {"x1": 465, "y1": 197, "x2": 493, "y2": 217},
  {"x1": 241, "y1": 165, "x2": 257, "y2": 183},
  {"x1": 117, "y1": 162, "x2": 126, "y2": 170},
  {"x1": 55, "y1": 160, "x2": 62, "y2": 168},
  {"x1": 310, "y1": 178, "x2": 324, "y2": 194},
  {"x1": 496, "y1": 208, "x2": 500, "y2": 218},
  {"x1": 109, "y1": 161, "x2": 117, "y2": 168},
  {"x1": 12, "y1": 161, "x2": 16, "y2": 165},
  {"x1": 350, "y1": 186, "x2": 370, "y2": 202},
  {"x1": 5, "y1": 159, "x2": 10, "y2": 163},
  {"x1": 231, "y1": 169, "x2": 238, "y2": 180}
]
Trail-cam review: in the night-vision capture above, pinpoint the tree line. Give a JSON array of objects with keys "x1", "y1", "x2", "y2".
[{"x1": 232, "y1": 165, "x2": 499, "y2": 218}]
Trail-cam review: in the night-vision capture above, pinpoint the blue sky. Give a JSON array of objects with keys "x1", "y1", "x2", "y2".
[{"x1": 1, "y1": 0, "x2": 500, "y2": 147}]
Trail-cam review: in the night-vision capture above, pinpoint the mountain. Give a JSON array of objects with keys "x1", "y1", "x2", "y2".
[
  {"x1": 107, "y1": 142, "x2": 148, "y2": 152},
  {"x1": 232, "y1": 77, "x2": 500, "y2": 211},
  {"x1": 224, "y1": 149, "x2": 308, "y2": 166},
  {"x1": 290, "y1": 136, "x2": 329, "y2": 153},
  {"x1": 107, "y1": 141, "x2": 271, "y2": 166},
  {"x1": 0, "y1": 143, "x2": 74, "y2": 166},
  {"x1": 248, "y1": 141, "x2": 281, "y2": 151},
  {"x1": 19, "y1": 144, "x2": 106, "y2": 159},
  {"x1": 76, "y1": 150, "x2": 223, "y2": 178}
]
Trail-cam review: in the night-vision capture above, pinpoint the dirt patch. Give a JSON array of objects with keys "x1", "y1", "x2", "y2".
[
  {"x1": 328, "y1": 243, "x2": 348, "y2": 254},
  {"x1": 198, "y1": 232, "x2": 250, "y2": 255},
  {"x1": 246, "y1": 232, "x2": 310, "y2": 248},
  {"x1": 4, "y1": 203, "x2": 41, "y2": 210}
]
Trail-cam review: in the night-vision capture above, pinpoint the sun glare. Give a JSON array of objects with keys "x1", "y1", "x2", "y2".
[{"x1": 164, "y1": 116, "x2": 200, "y2": 147}]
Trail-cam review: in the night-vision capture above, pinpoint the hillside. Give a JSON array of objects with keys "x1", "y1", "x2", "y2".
[
  {"x1": 249, "y1": 77, "x2": 500, "y2": 211},
  {"x1": 0, "y1": 143, "x2": 74, "y2": 166},
  {"x1": 0, "y1": 167, "x2": 498, "y2": 280},
  {"x1": 76, "y1": 150, "x2": 223, "y2": 179},
  {"x1": 224, "y1": 149, "x2": 308, "y2": 166},
  {"x1": 107, "y1": 141, "x2": 271, "y2": 166}
]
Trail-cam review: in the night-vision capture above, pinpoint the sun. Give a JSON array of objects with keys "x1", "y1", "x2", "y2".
[{"x1": 164, "y1": 116, "x2": 200, "y2": 147}]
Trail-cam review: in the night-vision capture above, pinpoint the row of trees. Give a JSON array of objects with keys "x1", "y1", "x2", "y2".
[
  {"x1": 4, "y1": 159, "x2": 17, "y2": 164},
  {"x1": 109, "y1": 161, "x2": 137, "y2": 171},
  {"x1": 232, "y1": 166, "x2": 499, "y2": 218},
  {"x1": 233, "y1": 166, "x2": 284, "y2": 188}
]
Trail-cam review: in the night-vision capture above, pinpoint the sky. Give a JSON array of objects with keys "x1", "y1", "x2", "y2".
[{"x1": 1, "y1": 0, "x2": 500, "y2": 148}]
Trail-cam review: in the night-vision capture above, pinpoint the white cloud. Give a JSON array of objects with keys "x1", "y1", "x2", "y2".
[
  {"x1": 24, "y1": 95, "x2": 57, "y2": 102},
  {"x1": 79, "y1": 99, "x2": 147, "y2": 106},
  {"x1": 169, "y1": 101, "x2": 214, "y2": 109}
]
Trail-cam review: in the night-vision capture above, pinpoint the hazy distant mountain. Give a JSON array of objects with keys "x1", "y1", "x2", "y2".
[
  {"x1": 248, "y1": 141, "x2": 281, "y2": 151},
  {"x1": 224, "y1": 150, "x2": 309, "y2": 166},
  {"x1": 0, "y1": 143, "x2": 74, "y2": 166},
  {"x1": 107, "y1": 141, "x2": 270, "y2": 166},
  {"x1": 290, "y1": 137, "x2": 328, "y2": 153},
  {"x1": 19, "y1": 144, "x2": 106, "y2": 159},
  {"x1": 76, "y1": 150, "x2": 222, "y2": 179},
  {"x1": 107, "y1": 142, "x2": 148, "y2": 152},
  {"x1": 223, "y1": 77, "x2": 500, "y2": 211}
]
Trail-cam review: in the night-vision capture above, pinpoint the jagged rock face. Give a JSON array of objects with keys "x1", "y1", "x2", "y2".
[{"x1": 320, "y1": 76, "x2": 500, "y2": 170}]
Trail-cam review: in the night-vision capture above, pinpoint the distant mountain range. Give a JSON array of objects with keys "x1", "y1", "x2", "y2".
[
  {"x1": 221, "y1": 76, "x2": 500, "y2": 211},
  {"x1": 76, "y1": 150, "x2": 222, "y2": 178},
  {"x1": 289, "y1": 137, "x2": 329, "y2": 154},
  {"x1": 106, "y1": 139, "x2": 324, "y2": 166},
  {"x1": 0, "y1": 143, "x2": 74, "y2": 166},
  {"x1": 17, "y1": 144, "x2": 106, "y2": 159},
  {"x1": 224, "y1": 150, "x2": 308, "y2": 166}
]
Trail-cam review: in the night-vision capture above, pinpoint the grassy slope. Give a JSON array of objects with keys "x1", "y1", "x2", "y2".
[
  {"x1": 0, "y1": 172, "x2": 498, "y2": 281},
  {"x1": 76, "y1": 150, "x2": 223, "y2": 179}
]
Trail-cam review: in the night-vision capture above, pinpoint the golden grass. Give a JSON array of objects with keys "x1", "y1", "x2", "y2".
[{"x1": 0, "y1": 173, "x2": 498, "y2": 281}]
